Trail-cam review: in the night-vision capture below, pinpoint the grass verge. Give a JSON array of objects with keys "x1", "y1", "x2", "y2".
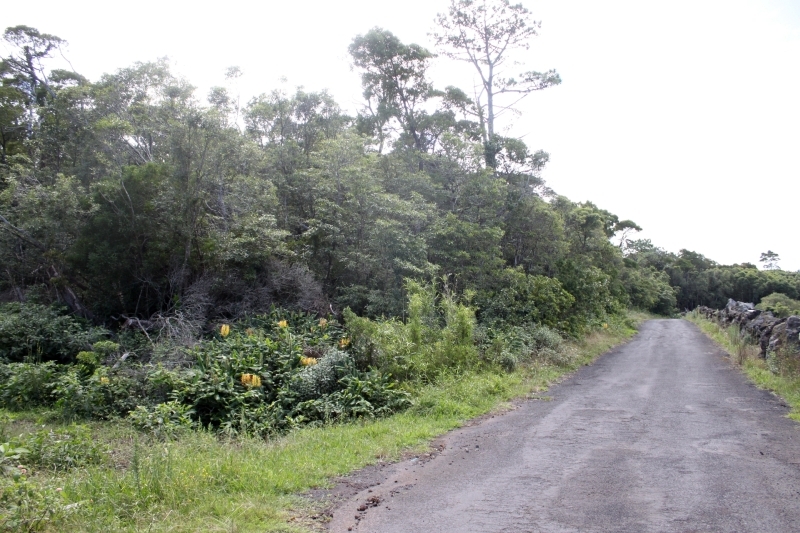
[
  {"x1": 684, "y1": 311, "x2": 800, "y2": 421},
  {"x1": 2, "y1": 314, "x2": 644, "y2": 533}
]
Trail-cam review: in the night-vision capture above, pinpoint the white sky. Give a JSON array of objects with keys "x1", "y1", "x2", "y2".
[{"x1": 4, "y1": 0, "x2": 799, "y2": 270}]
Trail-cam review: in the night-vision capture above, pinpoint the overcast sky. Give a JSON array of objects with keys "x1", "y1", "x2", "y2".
[{"x1": 4, "y1": 0, "x2": 799, "y2": 270}]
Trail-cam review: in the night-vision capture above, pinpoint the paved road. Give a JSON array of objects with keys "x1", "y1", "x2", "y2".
[{"x1": 328, "y1": 319, "x2": 800, "y2": 533}]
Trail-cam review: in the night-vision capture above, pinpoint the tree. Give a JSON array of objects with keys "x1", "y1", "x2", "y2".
[
  {"x1": 433, "y1": 0, "x2": 560, "y2": 167},
  {"x1": 759, "y1": 250, "x2": 780, "y2": 271},
  {"x1": 1, "y1": 26, "x2": 67, "y2": 140},
  {"x1": 614, "y1": 219, "x2": 643, "y2": 254},
  {"x1": 349, "y1": 28, "x2": 434, "y2": 161}
]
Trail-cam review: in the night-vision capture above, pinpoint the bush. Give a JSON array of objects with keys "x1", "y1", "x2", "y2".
[
  {"x1": 344, "y1": 280, "x2": 479, "y2": 380},
  {"x1": 621, "y1": 266, "x2": 677, "y2": 315},
  {"x1": 129, "y1": 401, "x2": 195, "y2": 438},
  {"x1": 22, "y1": 424, "x2": 108, "y2": 471},
  {"x1": 0, "y1": 476, "x2": 65, "y2": 532},
  {"x1": 162, "y1": 312, "x2": 406, "y2": 435},
  {"x1": 0, "y1": 362, "x2": 61, "y2": 410},
  {"x1": 0, "y1": 439, "x2": 69, "y2": 531},
  {"x1": 0, "y1": 303, "x2": 107, "y2": 363},
  {"x1": 757, "y1": 293, "x2": 800, "y2": 318},
  {"x1": 288, "y1": 348, "x2": 358, "y2": 401},
  {"x1": 474, "y1": 268, "x2": 578, "y2": 333},
  {"x1": 479, "y1": 323, "x2": 572, "y2": 370}
]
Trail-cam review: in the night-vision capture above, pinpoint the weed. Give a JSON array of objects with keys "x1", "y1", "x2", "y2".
[
  {"x1": 686, "y1": 311, "x2": 800, "y2": 420},
  {"x1": 23, "y1": 424, "x2": 109, "y2": 472}
]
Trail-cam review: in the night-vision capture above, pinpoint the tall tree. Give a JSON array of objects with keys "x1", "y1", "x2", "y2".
[
  {"x1": 433, "y1": 0, "x2": 560, "y2": 166},
  {"x1": 349, "y1": 28, "x2": 434, "y2": 166},
  {"x1": 1, "y1": 26, "x2": 67, "y2": 134},
  {"x1": 759, "y1": 250, "x2": 781, "y2": 271}
]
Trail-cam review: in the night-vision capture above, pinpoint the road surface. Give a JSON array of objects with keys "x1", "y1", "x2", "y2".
[{"x1": 328, "y1": 319, "x2": 800, "y2": 533}]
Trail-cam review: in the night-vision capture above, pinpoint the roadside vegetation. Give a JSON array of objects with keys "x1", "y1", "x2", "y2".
[
  {"x1": 685, "y1": 310, "x2": 800, "y2": 421},
  {"x1": 0, "y1": 306, "x2": 643, "y2": 532}
]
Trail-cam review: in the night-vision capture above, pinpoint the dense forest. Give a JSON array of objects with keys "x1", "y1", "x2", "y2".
[{"x1": 0, "y1": 10, "x2": 797, "y2": 341}]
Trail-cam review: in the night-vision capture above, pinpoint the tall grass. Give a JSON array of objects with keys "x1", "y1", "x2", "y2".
[{"x1": 685, "y1": 310, "x2": 800, "y2": 421}]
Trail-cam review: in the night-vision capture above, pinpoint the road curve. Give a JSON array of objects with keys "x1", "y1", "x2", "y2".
[{"x1": 328, "y1": 319, "x2": 800, "y2": 533}]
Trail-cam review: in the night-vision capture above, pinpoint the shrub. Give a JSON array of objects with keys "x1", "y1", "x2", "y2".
[
  {"x1": 163, "y1": 313, "x2": 406, "y2": 435},
  {"x1": 757, "y1": 293, "x2": 800, "y2": 318},
  {"x1": 129, "y1": 401, "x2": 195, "y2": 438},
  {"x1": 0, "y1": 476, "x2": 65, "y2": 532},
  {"x1": 0, "y1": 441, "x2": 67, "y2": 530},
  {"x1": 0, "y1": 362, "x2": 62, "y2": 410},
  {"x1": 23, "y1": 424, "x2": 108, "y2": 471},
  {"x1": 621, "y1": 266, "x2": 677, "y2": 315},
  {"x1": 50, "y1": 367, "x2": 141, "y2": 420},
  {"x1": 288, "y1": 348, "x2": 358, "y2": 401},
  {"x1": 479, "y1": 323, "x2": 572, "y2": 370},
  {"x1": 0, "y1": 303, "x2": 107, "y2": 363},
  {"x1": 344, "y1": 280, "x2": 479, "y2": 380},
  {"x1": 474, "y1": 268, "x2": 578, "y2": 334},
  {"x1": 0, "y1": 442, "x2": 28, "y2": 478}
]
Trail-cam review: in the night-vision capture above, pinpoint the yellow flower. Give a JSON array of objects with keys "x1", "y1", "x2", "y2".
[
  {"x1": 318, "y1": 318, "x2": 328, "y2": 329},
  {"x1": 300, "y1": 356, "x2": 318, "y2": 366},
  {"x1": 220, "y1": 324, "x2": 231, "y2": 337},
  {"x1": 99, "y1": 376, "x2": 110, "y2": 385},
  {"x1": 241, "y1": 373, "x2": 262, "y2": 388},
  {"x1": 602, "y1": 323, "x2": 609, "y2": 329},
  {"x1": 277, "y1": 320, "x2": 288, "y2": 329},
  {"x1": 338, "y1": 337, "x2": 351, "y2": 349}
]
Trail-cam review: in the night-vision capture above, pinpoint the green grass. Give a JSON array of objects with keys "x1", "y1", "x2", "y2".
[
  {"x1": 685, "y1": 311, "x2": 800, "y2": 421},
  {"x1": 2, "y1": 316, "x2": 642, "y2": 532}
]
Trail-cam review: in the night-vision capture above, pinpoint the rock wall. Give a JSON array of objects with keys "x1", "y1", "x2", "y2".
[{"x1": 697, "y1": 299, "x2": 800, "y2": 358}]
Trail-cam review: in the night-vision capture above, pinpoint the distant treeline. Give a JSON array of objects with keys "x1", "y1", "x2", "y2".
[{"x1": 628, "y1": 243, "x2": 799, "y2": 310}]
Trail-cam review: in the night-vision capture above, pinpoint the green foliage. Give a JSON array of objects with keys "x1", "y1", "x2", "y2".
[
  {"x1": 160, "y1": 312, "x2": 408, "y2": 436},
  {"x1": 1, "y1": 428, "x2": 66, "y2": 531},
  {"x1": 0, "y1": 475, "x2": 65, "y2": 532},
  {"x1": 756, "y1": 293, "x2": 800, "y2": 318},
  {"x1": 620, "y1": 266, "x2": 677, "y2": 315},
  {"x1": 91, "y1": 341, "x2": 120, "y2": 357},
  {"x1": 0, "y1": 362, "x2": 60, "y2": 409},
  {"x1": 345, "y1": 279, "x2": 480, "y2": 380},
  {"x1": 22, "y1": 424, "x2": 108, "y2": 471},
  {"x1": 475, "y1": 268, "x2": 577, "y2": 333},
  {"x1": 556, "y1": 261, "x2": 620, "y2": 328},
  {"x1": 479, "y1": 323, "x2": 571, "y2": 370},
  {"x1": 129, "y1": 401, "x2": 195, "y2": 438},
  {"x1": 0, "y1": 442, "x2": 28, "y2": 478},
  {"x1": 75, "y1": 350, "x2": 100, "y2": 375},
  {"x1": 0, "y1": 303, "x2": 105, "y2": 363},
  {"x1": 631, "y1": 244, "x2": 800, "y2": 310},
  {"x1": 51, "y1": 367, "x2": 105, "y2": 420},
  {"x1": 0, "y1": 361, "x2": 143, "y2": 421}
]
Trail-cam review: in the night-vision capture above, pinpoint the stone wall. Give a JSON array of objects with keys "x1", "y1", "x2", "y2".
[{"x1": 697, "y1": 299, "x2": 800, "y2": 358}]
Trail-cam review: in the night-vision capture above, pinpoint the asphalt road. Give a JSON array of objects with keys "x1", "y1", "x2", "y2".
[{"x1": 328, "y1": 319, "x2": 800, "y2": 533}]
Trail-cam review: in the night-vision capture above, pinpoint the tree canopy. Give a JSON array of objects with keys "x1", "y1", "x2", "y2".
[{"x1": 1, "y1": 12, "x2": 793, "y2": 339}]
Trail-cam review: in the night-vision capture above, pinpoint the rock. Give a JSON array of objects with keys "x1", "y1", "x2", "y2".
[
  {"x1": 721, "y1": 299, "x2": 756, "y2": 325},
  {"x1": 766, "y1": 316, "x2": 800, "y2": 355},
  {"x1": 786, "y1": 316, "x2": 800, "y2": 345},
  {"x1": 699, "y1": 300, "x2": 789, "y2": 358}
]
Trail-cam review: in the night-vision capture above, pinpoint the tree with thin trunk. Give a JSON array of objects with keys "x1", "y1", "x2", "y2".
[
  {"x1": 759, "y1": 250, "x2": 780, "y2": 271},
  {"x1": 433, "y1": 0, "x2": 560, "y2": 167}
]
